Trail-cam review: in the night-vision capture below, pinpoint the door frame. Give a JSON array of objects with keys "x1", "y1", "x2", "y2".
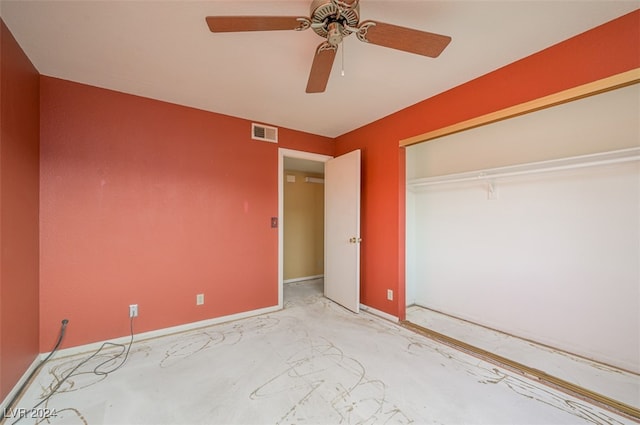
[{"x1": 278, "y1": 148, "x2": 332, "y2": 309}]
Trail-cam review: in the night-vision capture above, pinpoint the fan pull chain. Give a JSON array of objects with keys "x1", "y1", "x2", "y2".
[{"x1": 341, "y1": 42, "x2": 345, "y2": 77}]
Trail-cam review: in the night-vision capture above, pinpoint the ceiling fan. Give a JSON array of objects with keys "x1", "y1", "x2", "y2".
[{"x1": 205, "y1": 0, "x2": 452, "y2": 93}]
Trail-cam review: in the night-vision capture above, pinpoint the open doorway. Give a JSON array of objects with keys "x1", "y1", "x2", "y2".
[
  {"x1": 283, "y1": 158, "x2": 325, "y2": 301},
  {"x1": 278, "y1": 149, "x2": 331, "y2": 308}
]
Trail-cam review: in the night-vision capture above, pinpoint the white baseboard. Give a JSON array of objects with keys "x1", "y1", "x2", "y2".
[
  {"x1": 360, "y1": 304, "x2": 399, "y2": 323},
  {"x1": 42, "y1": 304, "x2": 282, "y2": 359},
  {"x1": 284, "y1": 275, "x2": 324, "y2": 284},
  {"x1": 0, "y1": 354, "x2": 42, "y2": 411}
]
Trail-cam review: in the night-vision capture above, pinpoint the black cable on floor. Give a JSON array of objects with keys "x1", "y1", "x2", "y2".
[
  {"x1": 0, "y1": 319, "x2": 68, "y2": 425},
  {"x1": 5, "y1": 317, "x2": 135, "y2": 425}
]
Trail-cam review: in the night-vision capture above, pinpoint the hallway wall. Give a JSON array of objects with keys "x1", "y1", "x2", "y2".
[{"x1": 283, "y1": 170, "x2": 324, "y2": 281}]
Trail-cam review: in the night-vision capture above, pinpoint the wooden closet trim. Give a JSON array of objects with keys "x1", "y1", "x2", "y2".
[{"x1": 400, "y1": 68, "x2": 640, "y2": 147}]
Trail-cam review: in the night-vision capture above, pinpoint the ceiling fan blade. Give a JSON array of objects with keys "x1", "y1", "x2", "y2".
[
  {"x1": 357, "y1": 20, "x2": 451, "y2": 58},
  {"x1": 306, "y1": 43, "x2": 337, "y2": 94},
  {"x1": 206, "y1": 16, "x2": 310, "y2": 33}
]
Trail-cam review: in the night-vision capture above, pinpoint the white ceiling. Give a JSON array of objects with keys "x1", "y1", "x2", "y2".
[{"x1": 1, "y1": 1, "x2": 638, "y2": 138}]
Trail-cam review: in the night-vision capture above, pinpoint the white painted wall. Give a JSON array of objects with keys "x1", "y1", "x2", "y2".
[
  {"x1": 407, "y1": 85, "x2": 640, "y2": 180},
  {"x1": 406, "y1": 84, "x2": 640, "y2": 372},
  {"x1": 405, "y1": 190, "x2": 417, "y2": 306}
]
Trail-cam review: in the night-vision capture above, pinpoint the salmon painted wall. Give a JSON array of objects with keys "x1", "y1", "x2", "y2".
[
  {"x1": 334, "y1": 10, "x2": 640, "y2": 320},
  {"x1": 0, "y1": 20, "x2": 40, "y2": 402},
  {"x1": 39, "y1": 77, "x2": 333, "y2": 350}
]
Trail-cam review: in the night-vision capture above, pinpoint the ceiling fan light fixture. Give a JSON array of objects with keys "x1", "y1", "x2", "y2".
[
  {"x1": 327, "y1": 22, "x2": 344, "y2": 45},
  {"x1": 310, "y1": 0, "x2": 359, "y2": 39}
]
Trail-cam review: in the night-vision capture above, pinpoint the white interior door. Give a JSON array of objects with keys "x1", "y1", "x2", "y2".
[{"x1": 324, "y1": 149, "x2": 361, "y2": 313}]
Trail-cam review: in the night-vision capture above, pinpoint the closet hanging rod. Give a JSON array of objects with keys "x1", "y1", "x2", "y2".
[{"x1": 407, "y1": 147, "x2": 639, "y2": 190}]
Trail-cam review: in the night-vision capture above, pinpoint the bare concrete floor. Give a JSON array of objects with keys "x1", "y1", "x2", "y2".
[
  {"x1": 6, "y1": 280, "x2": 635, "y2": 424},
  {"x1": 406, "y1": 305, "x2": 640, "y2": 410}
]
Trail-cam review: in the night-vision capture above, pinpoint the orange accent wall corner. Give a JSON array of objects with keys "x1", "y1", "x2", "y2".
[{"x1": 0, "y1": 19, "x2": 41, "y2": 402}]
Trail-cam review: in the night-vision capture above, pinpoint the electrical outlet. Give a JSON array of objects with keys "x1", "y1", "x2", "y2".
[
  {"x1": 196, "y1": 294, "x2": 205, "y2": 305},
  {"x1": 129, "y1": 304, "x2": 138, "y2": 318},
  {"x1": 387, "y1": 290, "x2": 393, "y2": 301}
]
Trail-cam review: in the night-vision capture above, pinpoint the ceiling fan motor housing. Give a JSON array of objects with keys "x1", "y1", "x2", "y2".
[{"x1": 310, "y1": 0, "x2": 360, "y2": 42}]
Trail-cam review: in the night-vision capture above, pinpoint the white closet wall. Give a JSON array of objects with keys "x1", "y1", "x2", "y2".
[{"x1": 406, "y1": 84, "x2": 640, "y2": 372}]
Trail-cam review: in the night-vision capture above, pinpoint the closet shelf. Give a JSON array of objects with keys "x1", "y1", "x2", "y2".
[{"x1": 407, "y1": 147, "x2": 639, "y2": 191}]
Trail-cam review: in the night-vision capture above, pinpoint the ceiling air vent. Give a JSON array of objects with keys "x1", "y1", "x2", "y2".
[{"x1": 252, "y1": 123, "x2": 278, "y2": 143}]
